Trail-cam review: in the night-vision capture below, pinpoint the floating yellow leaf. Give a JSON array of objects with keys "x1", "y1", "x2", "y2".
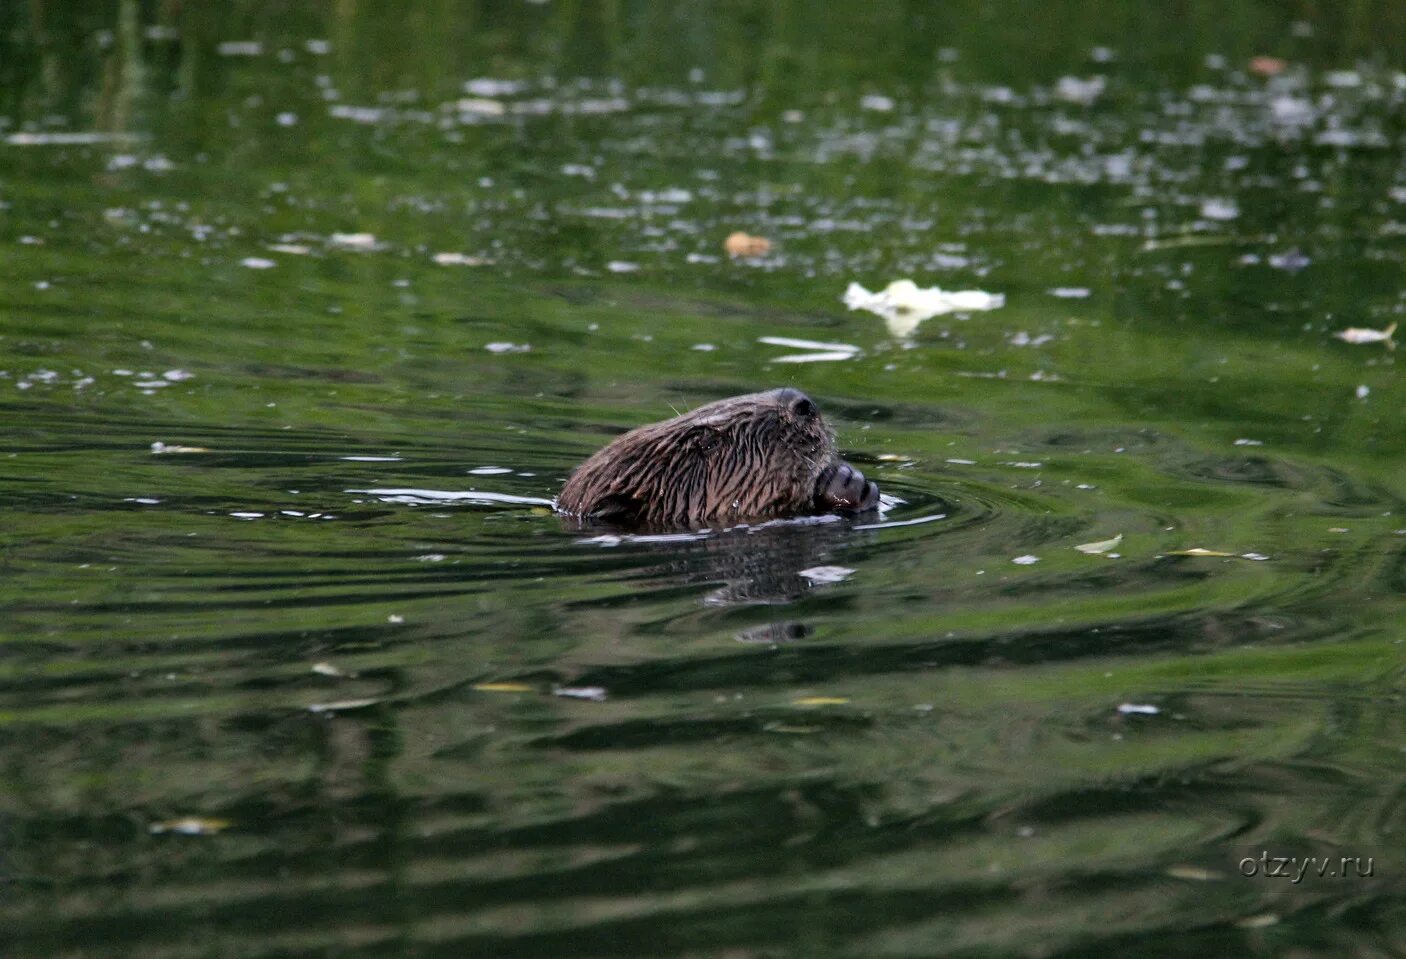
[
  {"x1": 472, "y1": 682, "x2": 534, "y2": 694},
  {"x1": 1249, "y1": 56, "x2": 1288, "y2": 77},
  {"x1": 724, "y1": 231, "x2": 772, "y2": 258},
  {"x1": 1167, "y1": 548, "x2": 1236, "y2": 558},
  {"x1": 1075, "y1": 533, "x2": 1123, "y2": 554},
  {"x1": 793, "y1": 696, "x2": 850, "y2": 706}
]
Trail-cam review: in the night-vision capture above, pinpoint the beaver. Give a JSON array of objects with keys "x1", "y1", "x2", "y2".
[{"x1": 557, "y1": 388, "x2": 879, "y2": 528}]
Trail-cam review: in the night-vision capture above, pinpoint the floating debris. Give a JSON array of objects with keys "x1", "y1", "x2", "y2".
[
  {"x1": 1011, "y1": 554, "x2": 1040, "y2": 565},
  {"x1": 107, "y1": 153, "x2": 175, "y2": 173},
  {"x1": 758, "y1": 335, "x2": 860, "y2": 364},
  {"x1": 554, "y1": 686, "x2": 607, "y2": 702},
  {"x1": 1356, "y1": 385, "x2": 1370, "y2": 400},
  {"x1": 770, "y1": 350, "x2": 857, "y2": 364},
  {"x1": 311, "y1": 662, "x2": 347, "y2": 677},
  {"x1": 1249, "y1": 56, "x2": 1288, "y2": 77},
  {"x1": 5, "y1": 131, "x2": 145, "y2": 146},
  {"x1": 1054, "y1": 75, "x2": 1106, "y2": 105},
  {"x1": 328, "y1": 232, "x2": 378, "y2": 251},
  {"x1": 464, "y1": 78, "x2": 526, "y2": 97},
  {"x1": 149, "y1": 817, "x2": 232, "y2": 836},
  {"x1": 793, "y1": 696, "x2": 851, "y2": 706},
  {"x1": 1200, "y1": 198, "x2": 1239, "y2": 221},
  {"x1": 1118, "y1": 703, "x2": 1160, "y2": 716},
  {"x1": 843, "y1": 280, "x2": 1004, "y2": 338},
  {"x1": 1075, "y1": 533, "x2": 1123, "y2": 555},
  {"x1": 1333, "y1": 322, "x2": 1395, "y2": 348},
  {"x1": 1007, "y1": 331, "x2": 1054, "y2": 347},
  {"x1": 1167, "y1": 548, "x2": 1236, "y2": 557},
  {"x1": 1236, "y1": 914, "x2": 1280, "y2": 930},
  {"x1": 307, "y1": 698, "x2": 378, "y2": 713},
  {"x1": 432, "y1": 252, "x2": 488, "y2": 266},
  {"x1": 853, "y1": 512, "x2": 944, "y2": 532},
  {"x1": 484, "y1": 342, "x2": 531, "y2": 354},
  {"x1": 455, "y1": 97, "x2": 506, "y2": 117},
  {"x1": 348, "y1": 487, "x2": 555, "y2": 507},
  {"x1": 473, "y1": 682, "x2": 534, "y2": 694},
  {"x1": 240, "y1": 257, "x2": 276, "y2": 270},
  {"x1": 1267, "y1": 249, "x2": 1310, "y2": 272},
  {"x1": 724, "y1": 231, "x2": 772, "y2": 258},
  {"x1": 798, "y1": 565, "x2": 854, "y2": 585},
  {"x1": 151, "y1": 441, "x2": 210, "y2": 454}
]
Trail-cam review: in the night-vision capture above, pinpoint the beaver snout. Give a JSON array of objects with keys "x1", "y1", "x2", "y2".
[
  {"x1": 816, "y1": 461, "x2": 880, "y2": 513},
  {"x1": 776, "y1": 387, "x2": 818, "y2": 419}
]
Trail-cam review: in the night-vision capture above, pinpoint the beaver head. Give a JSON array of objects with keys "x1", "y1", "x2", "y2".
[{"x1": 557, "y1": 388, "x2": 879, "y2": 529}]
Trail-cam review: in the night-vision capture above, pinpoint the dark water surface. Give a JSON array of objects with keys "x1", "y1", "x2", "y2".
[{"x1": 3, "y1": 3, "x2": 1406, "y2": 956}]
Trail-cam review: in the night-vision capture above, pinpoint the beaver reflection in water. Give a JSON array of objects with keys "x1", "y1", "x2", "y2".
[{"x1": 557, "y1": 388, "x2": 879, "y2": 529}]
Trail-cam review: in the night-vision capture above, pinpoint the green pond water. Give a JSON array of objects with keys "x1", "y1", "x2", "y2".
[{"x1": 3, "y1": 2, "x2": 1406, "y2": 956}]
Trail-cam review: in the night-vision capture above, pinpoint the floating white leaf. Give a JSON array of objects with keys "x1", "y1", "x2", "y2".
[
  {"x1": 843, "y1": 279, "x2": 1004, "y2": 337},
  {"x1": 1075, "y1": 533, "x2": 1123, "y2": 554},
  {"x1": 1333, "y1": 322, "x2": 1396, "y2": 348}
]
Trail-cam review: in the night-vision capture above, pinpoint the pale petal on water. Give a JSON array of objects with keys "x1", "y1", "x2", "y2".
[{"x1": 1075, "y1": 533, "x2": 1123, "y2": 554}]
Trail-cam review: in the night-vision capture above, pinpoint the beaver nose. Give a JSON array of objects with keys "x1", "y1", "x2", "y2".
[
  {"x1": 859, "y1": 479, "x2": 879, "y2": 510},
  {"x1": 774, "y1": 388, "x2": 817, "y2": 418},
  {"x1": 816, "y1": 461, "x2": 878, "y2": 512}
]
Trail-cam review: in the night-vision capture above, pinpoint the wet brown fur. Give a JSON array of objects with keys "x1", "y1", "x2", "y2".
[{"x1": 558, "y1": 389, "x2": 844, "y2": 528}]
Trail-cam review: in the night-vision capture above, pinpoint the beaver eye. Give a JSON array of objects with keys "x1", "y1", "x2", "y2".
[{"x1": 790, "y1": 396, "x2": 817, "y2": 418}]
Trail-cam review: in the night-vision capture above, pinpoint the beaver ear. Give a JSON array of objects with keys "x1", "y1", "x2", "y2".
[{"x1": 589, "y1": 493, "x2": 644, "y2": 524}]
